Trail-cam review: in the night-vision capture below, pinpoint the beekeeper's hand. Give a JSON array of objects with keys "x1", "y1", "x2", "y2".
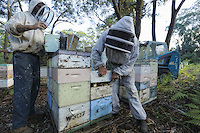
[
  {"x1": 33, "y1": 22, "x2": 47, "y2": 30},
  {"x1": 98, "y1": 66, "x2": 107, "y2": 77},
  {"x1": 16, "y1": 22, "x2": 47, "y2": 33},
  {"x1": 112, "y1": 72, "x2": 120, "y2": 82}
]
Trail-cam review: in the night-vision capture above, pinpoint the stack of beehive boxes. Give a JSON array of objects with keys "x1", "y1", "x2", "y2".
[
  {"x1": 40, "y1": 66, "x2": 47, "y2": 85},
  {"x1": 0, "y1": 64, "x2": 13, "y2": 88},
  {"x1": 47, "y1": 50, "x2": 91, "y2": 132},
  {"x1": 90, "y1": 70, "x2": 112, "y2": 121},
  {"x1": 119, "y1": 59, "x2": 158, "y2": 103}
]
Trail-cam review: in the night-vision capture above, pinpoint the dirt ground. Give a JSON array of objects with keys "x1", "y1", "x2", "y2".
[{"x1": 0, "y1": 85, "x2": 199, "y2": 133}]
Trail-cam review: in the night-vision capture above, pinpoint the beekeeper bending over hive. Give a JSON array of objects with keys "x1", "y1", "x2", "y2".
[
  {"x1": 5, "y1": 0, "x2": 53, "y2": 132},
  {"x1": 91, "y1": 16, "x2": 148, "y2": 133}
]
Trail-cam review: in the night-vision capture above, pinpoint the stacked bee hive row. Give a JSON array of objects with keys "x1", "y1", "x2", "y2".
[
  {"x1": 0, "y1": 64, "x2": 13, "y2": 88},
  {"x1": 47, "y1": 50, "x2": 91, "y2": 132},
  {"x1": 47, "y1": 50, "x2": 113, "y2": 132},
  {"x1": 119, "y1": 59, "x2": 158, "y2": 103},
  {"x1": 90, "y1": 70, "x2": 112, "y2": 121}
]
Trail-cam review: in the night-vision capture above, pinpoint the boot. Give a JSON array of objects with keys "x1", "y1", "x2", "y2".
[
  {"x1": 12, "y1": 126, "x2": 34, "y2": 133},
  {"x1": 137, "y1": 120, "x2": 148, "y2": 133}
]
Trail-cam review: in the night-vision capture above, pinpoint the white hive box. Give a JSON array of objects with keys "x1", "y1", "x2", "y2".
[
  {"x1": 150, "y1": 59, "x2": 158, "y2": 73},
  {"x1": 40, "y1": 66, "x2": 47, "y2": 77},
  {"x1": 52, "y1": 68, "x2": 90, "y2": 84},
  {"x1": 52, "y1": 50, "x2": 90, "y2": 68},
  {"x1": 0, "y1": 70, "x2": 13, "y2": 80},
  {"x1": 0, "y1": 78, "x2": 14, "y2": 88},
  {"x1": 51, "y1": 98, "x2": 90, "y2": 132},
  {"x1": 91, "y1": 84, "x2": 112, "y2": 100},
  {"x1": 0, "y1": 64, "x2": 13, "y2": 88},
  {"x1": 119, "y1": 86, "x2": 149, "y2": 103},
  {"x1": 91, "y1": 70, "x2": 112, "y2": 83},
  {"x1": 52, "y1": 80, "x2": 90, "y2": 107},
  {"x1": 0, "y1": 64, "x2": 13, "y2": 71},
  {"x1": 134, "y1": 65, "x2": 151, "y2": 75},
  {"x1": 47, "y1": 76, "x2": 53, "y2": 92},
  {"x1": 135, "y1": 73, "x2": 157, "y2": 85}
]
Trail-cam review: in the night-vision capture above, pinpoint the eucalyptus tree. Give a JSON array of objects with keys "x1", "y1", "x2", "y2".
[
  {"x1": 51, "y1": 0, "x2": 147, "y2": 38},
  {"x1": 174, "y1": 0, "x2": 200, "y2": 63}
]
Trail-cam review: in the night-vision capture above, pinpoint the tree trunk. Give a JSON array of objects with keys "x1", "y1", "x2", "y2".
[
  {"x1": 152, "y1": 0, "x2": 156, "y2": 41},
  {"x1": 112, "y1": 0, "x2": 122, "y2": 20},
  {"x1": 4, "y1": 0, "x2": 12, "y2": 62},
  {"x1": 135, "y1": 0, "x2": 143, "y2": 39},
  {"x1": 165, "y1": 0, "x2": 185, "y2": 49}
]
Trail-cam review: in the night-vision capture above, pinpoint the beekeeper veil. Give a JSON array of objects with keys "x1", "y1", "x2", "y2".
[
  {"x1": 29, "y1": 0, "x2": 54, "y2": 27},
  {"x1": 105, "y1": 16, "x2": 135, "y2": 53}
]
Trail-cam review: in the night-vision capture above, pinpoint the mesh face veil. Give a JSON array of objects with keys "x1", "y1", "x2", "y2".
[{"x1": 35, "y1": 5, "x2": 54, "y2": 27}]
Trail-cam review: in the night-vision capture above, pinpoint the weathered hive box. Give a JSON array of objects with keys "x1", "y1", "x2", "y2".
[
  {"x1": 0, "y1": 78, "x2": 14, "y2": 88},
  {"x1": 40, "y1": 66, "x2": 47, "y2": 77},
  {"x1": 47, "y1": 89, "x2": 52, "y2": 109},
  {"x1": 52, "y1": 50, "x2": 90, "y2": 68},
  {"x1": 91, "y1": 84, "x2": 112, "y2": 100},
  {"x1": 139, "y1": 88, "x2": 150, "y2": 103},
  {"x1": 0, "y1": 70, "x2": 13, "y2": 80},
  {"x1": 91, "y1": 70, "x2": 112, "y2": 83},
  {"x1": 52, "y1": 68, "x2": 90, "y2": 84},
  {"x1": 0, "y1": 64, "x2": 13, "y2": 88},
  {"x1": 119, "y1": 86, "x2": 150, "y2": 103},
  {"x1": 135, "y1": 73, "x2": 157, "y2": 87},
  {"x1": 135, "y1": 81, "x2": 150, "y2": 90},
  {"x1": 134, "y1": 65, "x2": 151, "y2": 75},
  {"x1": 135, "y1": 59, "x2": 158, "y2": 73},
  {"x1": 47, "y1": 76, "x2": 53, "y2": 92},
  {"x1": 52, "y1": 80, "x2": 90, "y2": 107},
  {"x1": 51, "y1": 98, "x2": 90, "y2": 132},
  {"x1": 150, "y1": 59, "x2": 158, "y2": 73},
  {"x1": 90, "y1": 96, "x2": 112, "y2": 121},
  {"x1": 149, "y1": 86, "x2": 157, "y2": 98}
]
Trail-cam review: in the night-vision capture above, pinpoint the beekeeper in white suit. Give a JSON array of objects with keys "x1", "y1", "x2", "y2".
[
  {"x1": 5, "y1": 0, "x2": 53, "y2": 132},
  {"x1": 91, "y1": 16, "x2": 148, "y2": 133}
]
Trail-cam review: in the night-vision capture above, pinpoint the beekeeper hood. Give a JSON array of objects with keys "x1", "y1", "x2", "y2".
[
  {"x1": 28, "y1": 0, "x2": 54, "y2": 26},
  {"x1": 105, "y1": 16, "x2": 135, "y2": 53}
]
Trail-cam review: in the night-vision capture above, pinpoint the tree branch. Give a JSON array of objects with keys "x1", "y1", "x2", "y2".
[{"x1": 17, "y1": 0, "x2": 23, "y2": 12}]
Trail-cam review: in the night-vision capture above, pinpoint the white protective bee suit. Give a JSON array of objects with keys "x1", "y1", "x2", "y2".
[
  {"x1": 91, "y1": 16, "x2": 147, "y2": 120},
  {"x1": 6, "y1": 0, "x2": 45, "y2": 55},
  {"x1": 5, "y1": 0, "x2": 48, "y2": 130}
]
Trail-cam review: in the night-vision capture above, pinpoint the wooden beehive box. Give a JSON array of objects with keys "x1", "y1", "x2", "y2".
[
  {"x1": 40, "y1": 66, "x2": 47, "y2": 77},
  {"x1": 52, "y1": 68, "x2": 90, "y2": 84},
  {"x1": 135, "y1": 81, "x2": 150, "y2": 90},
  {"x1": 91, "y1": 83, "x2": 112, "y2": 100},
  {"x1": 51, "y1": 97, "x2": 90, "y2": 132},
  {"x1": 0, "y1": 64, "x2": 13, "y2": 88},
  {"x1": 135, "y1": 73, "x2": 157, "y2": 84},
  {"x1": 139, "y1": 88, "x2": 150, "y2": 103},
  {"x1": 149, "y1": 86, "x2": 157, "y2": 98},
  {"x1": 52, "y1": 80, "x2": 90, "y2": 107},
  {"x1": 52, "y1": 50, "x2": 90, "y2": 69},
  {"x1": 90, "y1": 96, "x2": 112, "y2": 121},
  {"x1": 90, "y1": 70, "x2": 112, "y2": 83},
  {"x1": 119, "y1": 86, "x2": 150, "y2": 103},
  {"x1": 134, "y1": 65, "x2": 151, "y2": 75}
]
